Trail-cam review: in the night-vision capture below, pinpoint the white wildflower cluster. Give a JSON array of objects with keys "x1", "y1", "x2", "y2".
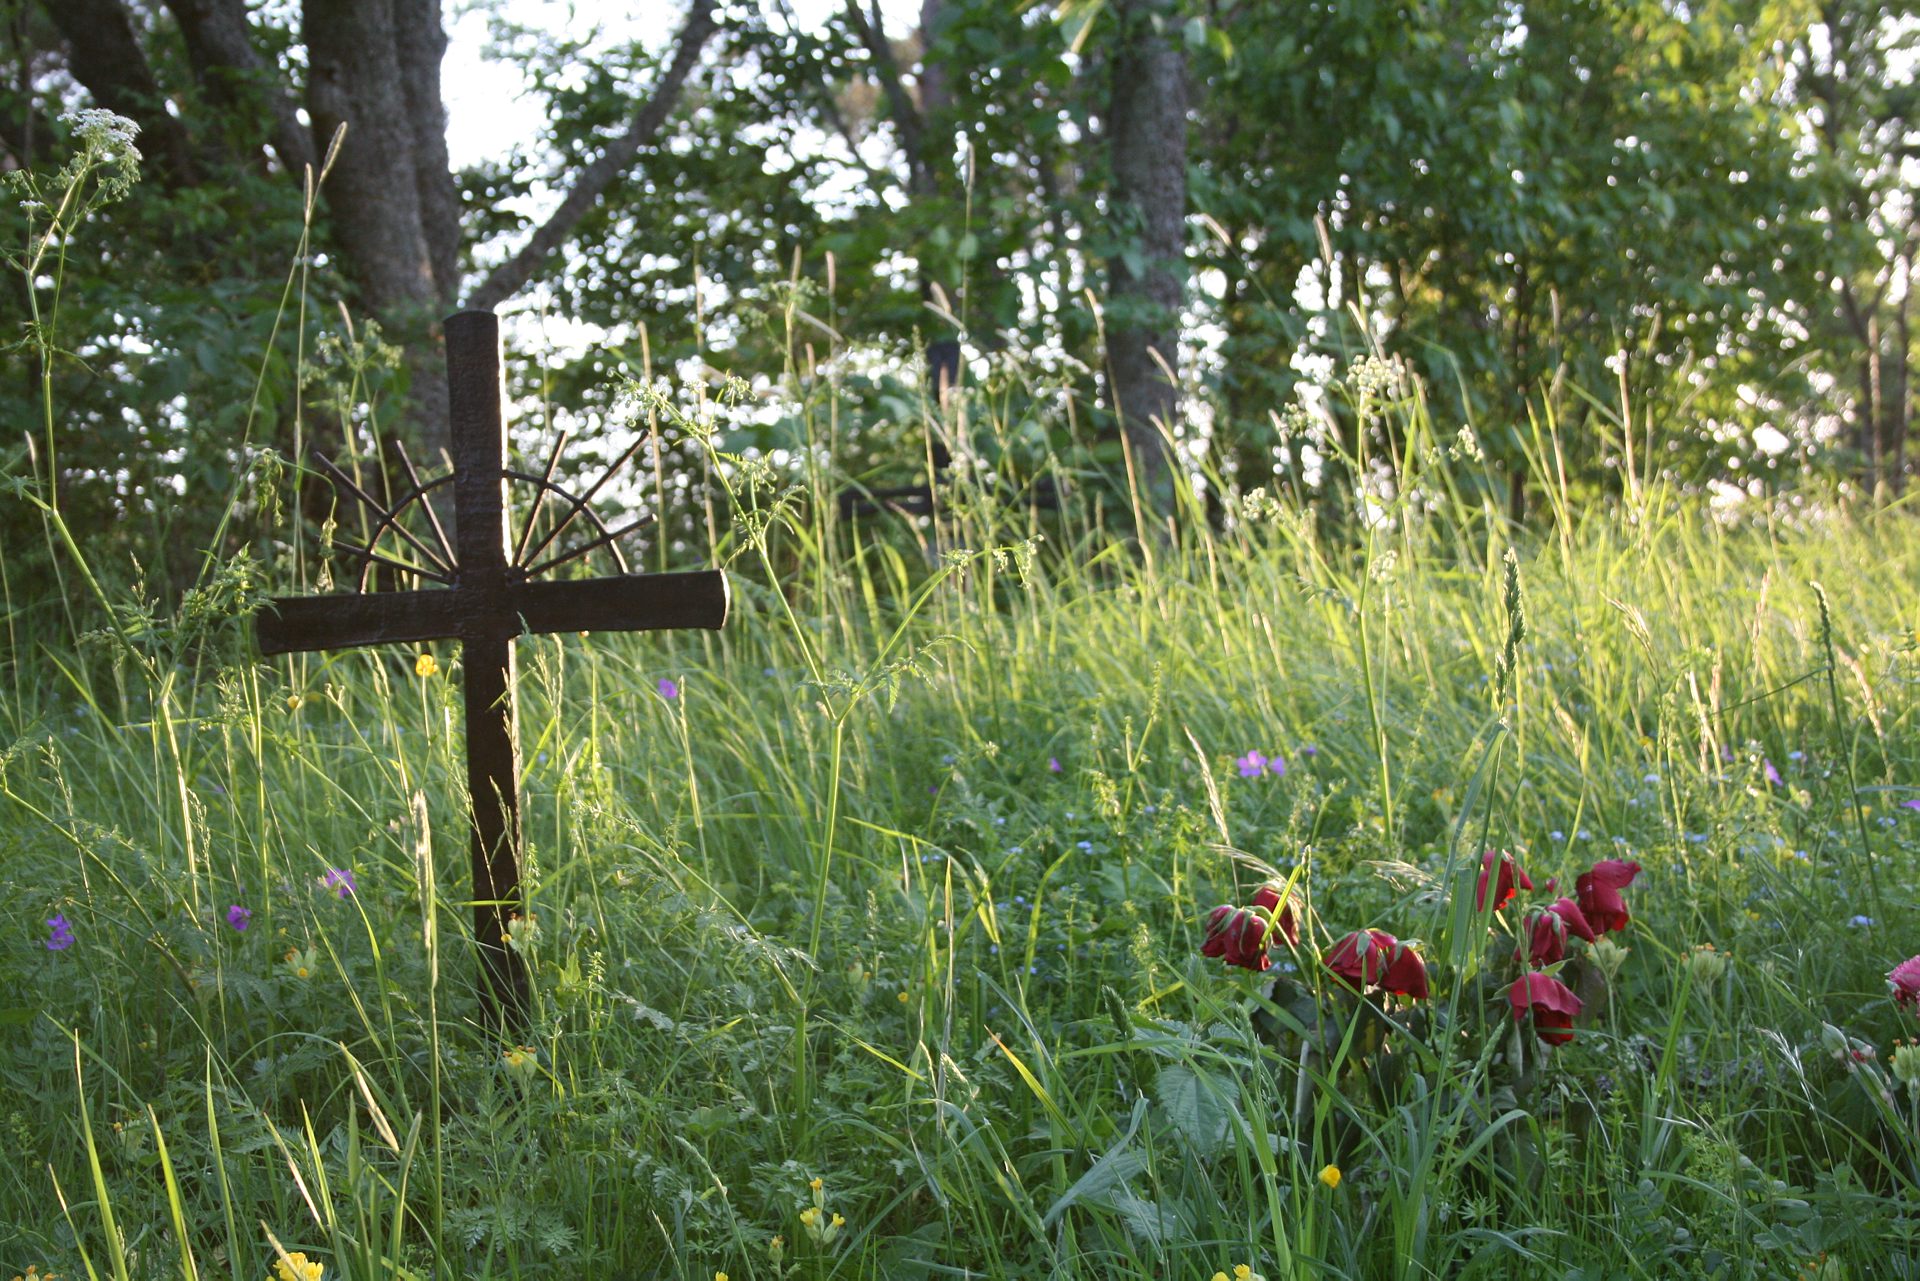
[
  {"x1": 1369, "y1": 548, "x2": 1398, "y2": 585},
  {"x1": 1238, "y1": 486, "x2": 1284, "y2": 523},
  {"x1": 64, "y1": 108, "x2": 141, "y2": 155},
  {"x1": 1450, "y1": 424, "x2": 1484, "y2": 462},
  {"x1": 1274, "y1": 402, "x2": 1314, "y2": 445},
  {"x1": 1345, "y1": 353, "x2": 1407, "y2": 403}
]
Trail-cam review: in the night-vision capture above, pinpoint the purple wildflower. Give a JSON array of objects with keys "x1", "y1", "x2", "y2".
[
  {"x1": 1763, "y1": 758, "x2": 1782, "y2": 787},
  {"x1": 1904, "y1": 799, "x2": 1920, "y2": 812},
  {"x1": 656, "y1": 677, "x2": 679, "y2": 700},
  {"x1": 319, "y1": 868, "x2": 357, "y2": 899},
  {"x1": 1267, "y1": 753, "x2": 1288, "y2": 778},
  {"x1": 1048, "y1": 756, "x2": 1062, "y2": 774},
  {"x1": 225, "y1": 904, "x2": 252, "y2": 932},
  {"x1": 1235, "y1": 751, "x2": 1269, "y2": 779},
  {"x1": 45, "y1": 914, "x2": 73, "y2": 951},
  {"x1": 1300, "y1": 744, "x2": 1318, "y2": 758}
]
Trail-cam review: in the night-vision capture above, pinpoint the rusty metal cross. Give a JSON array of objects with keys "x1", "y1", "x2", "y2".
[{"x1": 257, "y1": 310, "x2": 727, "y2": 1029}]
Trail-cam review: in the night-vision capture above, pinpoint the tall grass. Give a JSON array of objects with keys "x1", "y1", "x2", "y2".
[{"x1": 7, "y1": 124, "x2": 1920, "y2": 1279}]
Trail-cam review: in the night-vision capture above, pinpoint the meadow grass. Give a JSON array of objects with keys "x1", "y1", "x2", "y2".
[
  {"x1": 7, "y1": 393, "x2": 1920, "y2": 1279},
  {"x1": 10, "y1": 123, "x2": 1920, "y2": 1281}
]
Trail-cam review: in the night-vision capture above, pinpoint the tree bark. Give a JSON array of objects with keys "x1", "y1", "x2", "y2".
[
  {"x1": 304, "y1": 0, "x2": 449, "y2": 459},
  {"x1": 41, "y1": 0, "x2": 200, "y2": 183},
  {"x1": 394, "y1": 0, "x2": 460, "y2": 305},
  {"x1": 1104, "y1": 0, "x2": 1187, "y2": 518},
  {"x1": 165, "y1": 0, "x2": 314, "y2": 177},
  {"x1": 465, "y1": 0, "x2": 719, "y2": 312}
]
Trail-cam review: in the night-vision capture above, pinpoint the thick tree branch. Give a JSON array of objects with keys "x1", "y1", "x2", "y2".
[
  {"x1": 40, "y1": 0, "x2": 200, "y2": 183},
  {"x1": 394, "y1": 0, "x2": 460, "y2": 306},
  {"x1": 844, "y1": 0, "x2": 927, "y2": 192},
  {"x1": 465, "y1": 0, "x2": 718, "y2": 312},
  {"x1": 165, "y1": 0, "x2": 314, "y2": 177}
]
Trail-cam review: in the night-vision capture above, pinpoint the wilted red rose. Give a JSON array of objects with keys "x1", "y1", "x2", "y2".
[
  {"x1": 1517, "y1": 907, "x2": 1569, "y2": 966},
  {"x1": 1326, "y1": 929, "x2": 1429, "y2": 1000},
  {"x1": 1326, "y1": 929, "x2": 1391, "y2": 990},
  {"x1": 1575, "y1": 860, "x2": 1642, "y2": 934},
  {"x1": 1509, "y1": 971, "x2": 1583, "y2": 1045},
  {"x1": 1202, "y1": 905, "x2": 1235, "y2": 957},
  {"x1": 1201, "y1": 905, "x2": 1271, "y2": 971},
  {"x1": 1549, "y1": 896, "x2": 1598, "y2": 943},
  {"x1": 1251, "y1": 882, "x2": 1300, "y2": 946},
  {"x1": 1378, "y1": 940, "x2": 1430, "y2": 1000},
  {"x1": 1476, "y1": 850, "x2": 1534, "y2": 912},
  {"x1": 1890, "y1": 955, "x2": 1920, "y2": 1010}
]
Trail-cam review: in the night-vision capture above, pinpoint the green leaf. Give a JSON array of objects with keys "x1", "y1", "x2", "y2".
[{"x1": 1155, "y1": 1061, "x2": 1234, "y2": 1148}]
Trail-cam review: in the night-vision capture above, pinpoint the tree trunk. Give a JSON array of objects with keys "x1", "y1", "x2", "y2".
[
  {"x1": 1104, "y1": 0, "x2": 1188, "y2": 518},
  {"x1": 394, "y1": 0, "x2": 460, "y2": 305},
  {"x1": 166, "y1": 0, "x2": 315, "y2": 176},
  {"x1": 1870, "y1": 313, "x2": 1885, "y2": 497},
  {"x1": 1896, "y1": 257, "x2": 1911, "y2": 494},
  {"x1": 304, "y1": 0, "x2": 450, "y2": 461},
  {"x1": 41, "y1": 0, "x2": 201, "y2": 182}
]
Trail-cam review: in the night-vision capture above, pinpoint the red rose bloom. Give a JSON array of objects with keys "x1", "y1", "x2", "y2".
[
  {"x1": 1201, "y1": 905, "x2": 1271, "y2": 971},
  {"x1": 1574, "y1": 859, "x2": 1642, "y2": 934},
  {"x1": 1548, "y1": 896, "x2": 1598, "y2": 943},
  {"x1": 1251, "y1": 883, "x2": 1300, "y2": 946},
  {"x1": 1476, "y1": 850, "x2": 1534, "y2": 912},
  {"x1": 1326, "y1": 929, "x2": 1429, "y2": 1000},
  {"x1": 1326, "y1": 928, "x2": 1391, "y2": 990},
  {"x1": 1379, "y1": 940, "x2": 1430, "y2": 1000},
  {"x1": 1889, "y1": 955, "x2": 1920, "y2": 1010},
  {"x1": 1517, "y1": 906, "x2": 1569, "y2": 966},
  {"x1": 1509, "y1": 971, "x2": 1583, "y2": 1045}
]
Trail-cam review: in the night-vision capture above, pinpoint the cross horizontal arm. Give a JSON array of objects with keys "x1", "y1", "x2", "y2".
[
  {"x1": 507, "y1": 570, "x2": 729, "y2": 637},
  {"x1": 255, "y1": 569, "x2": 729, "y2": 656},
  {"x1": 256, "y1": 589, "x2": 463, "y2": 654}
]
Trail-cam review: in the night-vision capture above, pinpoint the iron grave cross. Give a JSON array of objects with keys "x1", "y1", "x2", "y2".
[{"x1": 257, "y1": 309, "x2": 728, "y2": 1029}]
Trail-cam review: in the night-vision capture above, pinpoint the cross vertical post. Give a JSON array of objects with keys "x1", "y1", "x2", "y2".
[
  {"x1": 255, "y1": 307, "x2": 729, "y2": 1039},
  {"x1": 446, "y1": 310, "x2": 529, "y2": 1026}
]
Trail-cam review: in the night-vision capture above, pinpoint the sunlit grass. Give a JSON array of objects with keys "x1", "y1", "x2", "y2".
[{"x1": 9, "y1": 117, "x2": 1920, "y2": 1280}]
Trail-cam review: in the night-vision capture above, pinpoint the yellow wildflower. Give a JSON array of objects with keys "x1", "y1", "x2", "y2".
[
  {"x1": 715, "y1": 1273, "x2": 728, "y2": 1281},
  {"x1": 502, "y1": 1045, "x2": 539, "y2": 1084},
  {"x1": 809, "y1": 1177, "x2": 823, "y2": 1192},
  {"x1": 415, "y1": 653, "x2": 438, "y2": 678},
  {"x1": 270, "y1": 1253, "x2": 323, "y2": 1281},
  {"x1": 285, "y1": 694, "x2": 302, "y2": 711},
  {"x1": 1319, "y1": 1164, "x2": 1342, "y2": 1190}
]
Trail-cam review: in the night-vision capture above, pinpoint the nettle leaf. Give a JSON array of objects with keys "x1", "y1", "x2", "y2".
[
  {"x1": 1110, "y1": 1187, "x2": 1193, "y2": 1247},
  {"x1": 1154, "y1": 1062, "x2": 1236, "y2": 1150},
  {"x1": 1044, "y1": 1095, "x2": 1150, "y2": 1228}
]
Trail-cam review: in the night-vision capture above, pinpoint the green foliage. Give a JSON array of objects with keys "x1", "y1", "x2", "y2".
[{"x1": 9, "y1": 293, "x2": 1920, "y2": 1275}]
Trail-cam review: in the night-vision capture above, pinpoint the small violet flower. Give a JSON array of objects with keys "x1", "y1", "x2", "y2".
[
  {"x1": 225, "y1": 904, "x2": 252, "y2": 932},
  {"x1": 320, "y1": 868, "x2": 357, "y2": 899},
  {"x1": 1048, "y1": 756, "x2": 1062, "y2": 774},
  {"x1": 1235, "y1": 751, "x2": 1269, "y2": 779},
  {"x1": 1763, "y1": 758, "x2": 1782, "y2": 787},
  {"x1": 656, "y1": 677, "x2": 679, "y2": 700},
  {"x1": 45, "y1": 914, "x2": 74, "y2": 951}
]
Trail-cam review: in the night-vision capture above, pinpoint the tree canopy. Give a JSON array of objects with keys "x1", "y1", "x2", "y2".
[{"x1": 3, "y1": 0, "x2": 1917, "y2": 596}]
